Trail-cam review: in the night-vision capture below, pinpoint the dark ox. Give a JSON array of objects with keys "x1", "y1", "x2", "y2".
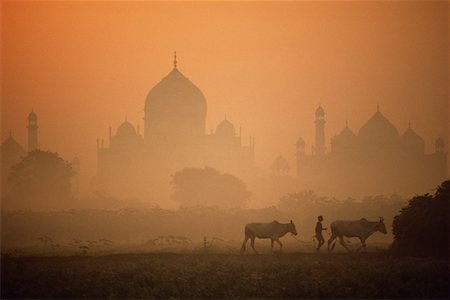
[
  {"x1": 241, "y1": 220, "x2": 297, "y2": 254},
  {"x1": 328, "y1": 217, "x2": 387, "y2": 252}
]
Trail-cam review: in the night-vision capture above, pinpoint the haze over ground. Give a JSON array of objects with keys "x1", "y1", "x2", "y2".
[{"x1": 1, "y1": 1, "x2": 448, "y2": 191}]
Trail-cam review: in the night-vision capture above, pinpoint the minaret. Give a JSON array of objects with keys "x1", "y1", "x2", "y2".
[
  {"x1": 314, "y1": 105, "x2": 326, "y2": 155},
  {"x1": 27, "y1": 110, "x2": 38, "y2": 152}
]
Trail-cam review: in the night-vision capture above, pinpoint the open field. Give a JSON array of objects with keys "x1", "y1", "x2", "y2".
[{"x1": 1, "y1": 252, "x2": 448, "y2": 299}]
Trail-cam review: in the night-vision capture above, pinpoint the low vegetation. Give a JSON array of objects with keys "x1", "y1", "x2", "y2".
[
  {"x1": 1, "y1": 252, "x2": 447, "y2": 299},
  {"x1": 392, "y1": 180, "x2": 449, "y2": 257}
]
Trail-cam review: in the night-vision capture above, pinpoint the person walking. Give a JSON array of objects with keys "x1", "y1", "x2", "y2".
[{"x1": 315, "y1": 215, "x2": 327, "y2": 252}]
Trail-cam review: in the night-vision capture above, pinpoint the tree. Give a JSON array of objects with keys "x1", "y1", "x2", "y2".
[
  {"x1": 170, "y1": 167, "x2": 250, "y2": 208},
  {"x1": 5, "y1": 150, "x2": 74, "y2": 210},
  {"x1": 391, "y1": 180, "x2": 449, "y2": 257}
]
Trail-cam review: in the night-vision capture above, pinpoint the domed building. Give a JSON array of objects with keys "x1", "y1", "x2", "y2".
[
  {"x1": 293, "y1": 105, "x2": 447, "y2": 197},
  {"x1": 358, "y1": 108, "x2": 400, "y2": 154},
  {"x1": 144, "y1": 55, "x2": 207, "y2": 145},
  {"x1": 216, "y1": 118, "x2": 236, "y2": 137},
  {"x1": 331, "y1": 122, "x2": 358, "y2": 155},
  {"x1": 401, "y1": 123, "x2": 425, "y2": 156},
  {"x1": 1, "y1": 133, "x2": 27, "y2": 194},
  {"x1": 94, "y1": 54, "x2": 255, "y2": 201}
]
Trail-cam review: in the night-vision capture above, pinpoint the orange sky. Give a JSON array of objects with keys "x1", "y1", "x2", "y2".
[{"x1": 1, "y1": 1, "x2": 448, "y2": 188}]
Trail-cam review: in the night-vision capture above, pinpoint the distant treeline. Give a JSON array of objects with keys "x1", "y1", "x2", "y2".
[{"x1": 1, "y1": 192, "x2": 405, "y2": 247}]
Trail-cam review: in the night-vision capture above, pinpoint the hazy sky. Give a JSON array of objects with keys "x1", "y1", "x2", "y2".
[{"x1": 2, "y1": 1, "x2": 448, "y2": 187}]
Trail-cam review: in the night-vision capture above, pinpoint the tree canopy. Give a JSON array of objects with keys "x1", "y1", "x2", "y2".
[
  {"x1": 392, "y1": 180, "x2": 449, "y2": 257},
  {"x1": 5, "y1": 150, "x2": 74, "y2": 210},
  {"x1": 170, "y1": 167, "x2": 250, "y2": 208}
]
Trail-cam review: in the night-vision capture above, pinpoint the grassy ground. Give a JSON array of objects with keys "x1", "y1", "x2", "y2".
[{"x1": 1, "y1": 252, "x2": 448, "y2": 299}]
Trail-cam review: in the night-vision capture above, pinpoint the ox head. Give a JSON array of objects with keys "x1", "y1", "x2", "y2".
[
  {"x1": 289, "y1": 220, "x2": 298, "y2": 236},
  {"x1": 377, "y1": 217, "x2": 387, "y2": 234}
]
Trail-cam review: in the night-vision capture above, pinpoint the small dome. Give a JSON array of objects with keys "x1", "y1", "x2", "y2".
[
  {"x1": 1, "y1": 135, "x2": 26, "y2": 156},
  {"x1": 28, "y1": 111, "x2": 37, "y2": 121},
  {"x1": 216, "y1": 119, "x2": 236, "y2": 137},
  {"x1": 116, "y1": 121, "x2": 136, "y2": 137},
  {"x1": 296, "y1": 137, "x2": 305, "y2": 148},
  {"x1": 315, "y1": 106, "x2": 325, "y2": 116},
  {"x1": 336, "y1": 125, "x2": 357, "y2": 140},
  {"x1": 331, "y1": 124, "x2": 358, "y2": 154},
  {"x1": 272, "y1": 155, "x2": 290, "y2": 171},
  {"x1": 401, "y1": 126, "x2": 424, "y2": 153}
]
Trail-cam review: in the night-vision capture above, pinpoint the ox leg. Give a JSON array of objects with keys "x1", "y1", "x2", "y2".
[
  {"x1": 276, "y1": 239, "x2": 283, "y2": 252},
  {"x1": 241, "y1": 236, "x2": 249, "y2": 254},
  {"x1": 250, "y1": 237, "x2": 258, "y2": 254},
  {"x1": 339, "y1": 236, "x2": 352, "y2": 253},
  {"x1": 327, "y1": 234, "x2": 337, "y2": 252},
  {"x1": 355, "y1": 237, "x2": 367, "y2": 253}
]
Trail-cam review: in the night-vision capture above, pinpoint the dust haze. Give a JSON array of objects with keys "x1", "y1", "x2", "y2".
[{"x1": 0, "y1": 2, "x2": 449, "y2": 298}]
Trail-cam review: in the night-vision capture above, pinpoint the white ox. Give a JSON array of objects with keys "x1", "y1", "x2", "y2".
[
  {"x1": 328, "y1": 217, "x2": 387, "y2": 252},
  {"x1": 241, "y1": 220, "x2": 297, "y2": 254}
]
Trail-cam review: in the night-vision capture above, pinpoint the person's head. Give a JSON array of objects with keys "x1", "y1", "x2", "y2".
[{"x1": 318, "y1": 216, "x2": 323, "y2": 222}]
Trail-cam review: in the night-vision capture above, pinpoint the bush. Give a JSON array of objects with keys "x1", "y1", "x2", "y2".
[{"x1": 391, "y1": 180, "x2": 449, "y2": 257}]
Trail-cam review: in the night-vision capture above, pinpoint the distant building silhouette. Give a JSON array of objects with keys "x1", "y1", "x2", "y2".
[
  {"x1": 314, "y1": 106, "x2": 326, "y2": 155},
  {"x1": 1, "y1": 132, "x2": 26, "y2": 195},
  {"x1": 27, "y1": 110, "x2": 38, "y2": 151},
  {"x1": 294, "y1": 106, "x2": 447, "y2": 196},
  {"x1": 94, "y1": 54, "x2": 255, "y2": 199},
  {"x1": 1, "y1": 111, "x2": 80, "y2": 197},
  {"x1": 272, "y1": 155, "x2": 290, "y2": 176}
]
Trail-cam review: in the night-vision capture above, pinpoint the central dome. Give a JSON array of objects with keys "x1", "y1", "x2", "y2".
[
  {"x1": 358, "y1": 110, "x2": 400, "y2": 153},
  {"x1": 358, "y1": 111, "x2": 399, "y2": 141},
  {"x1": 145, "y1": 68, "x2": 207, "y2": 117},
  {"x1": 144, "y1": 66, "x2": 207, "y2": 140}
]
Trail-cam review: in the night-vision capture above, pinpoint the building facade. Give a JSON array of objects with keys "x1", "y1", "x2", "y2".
[
  {"x1": 295, "y1": 106, "x2": 447, "y2": 197},
  {"x1": 94, "y1": 55, "x2": 255, "y2": 200}
]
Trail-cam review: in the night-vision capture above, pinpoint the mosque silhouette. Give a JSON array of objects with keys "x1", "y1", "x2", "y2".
[
  {"x1": 1, "y1": 54, "x2": 447, "y2": 202},
  {"x1": 93, "y1": 53, "x2": 255, "y2": 200},
  {"x1": 272, "y1": 105, "x2": 447, "y2": 196}
]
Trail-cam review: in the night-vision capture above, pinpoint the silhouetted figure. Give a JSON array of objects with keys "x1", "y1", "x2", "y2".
[
  {"x1": 327, "y1": 217, "x2": 387, "y2": 253},
  {"x1": 315, "y1": 215, "x2": 327, "y2": 252},
  {"x1": 240, "y1": 220, "x2": 297, "y2": 254}
]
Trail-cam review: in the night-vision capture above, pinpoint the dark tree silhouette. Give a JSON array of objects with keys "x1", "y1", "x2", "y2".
[
  {"x1": 5, "y1": 150, "x2": 74, "y2": 210},
  {"x1": 391, "y1": 180, "x2": 449, "y2": 257},
  {"x1": 170, "y1": 167, "x2": 250, "y2": 208}
]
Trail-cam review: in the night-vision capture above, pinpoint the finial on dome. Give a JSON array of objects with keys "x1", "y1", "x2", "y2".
[
  {"x1": 377, "y1": 103, "x2": 380, "y2": 112},
  {"x1": 345, "y1": 120, "x2": 348, "y2": 128},
  {"x1": 9, "y1": 129, "x2": 12, "y2": 137},
  {"x1": 408, "y1": 120, "x2": 411, "y2": 128},
  {"x1": 173, "y1": 51, "x2": 177, "y2": 69}
]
